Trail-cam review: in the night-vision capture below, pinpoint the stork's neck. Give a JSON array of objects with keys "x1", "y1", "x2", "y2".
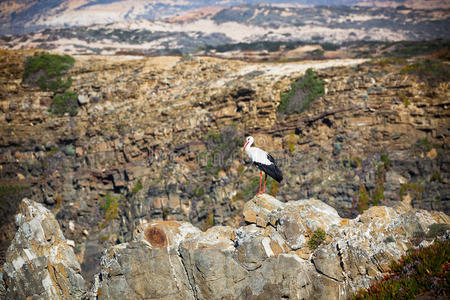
[{"x1": 244, "y1": 140, "x2": 253, "y2": 152}]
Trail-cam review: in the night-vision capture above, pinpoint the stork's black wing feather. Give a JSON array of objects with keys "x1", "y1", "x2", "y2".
[
  {"x1": 254, "y1": 152, "x2": 283, "y2": 183},
  {"x1": 267, "y1": 153, "x2": 277, "y2": 165}
]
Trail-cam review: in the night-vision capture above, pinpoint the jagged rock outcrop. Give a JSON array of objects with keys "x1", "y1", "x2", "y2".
[
  {"x1": 0, "y1": 198, "x2": 86, "y2": 299},
  {"x1": 1, "y1": 196, "x2": 448, "y2": 299},
  {"x1": 92, "y1": 194, "x2": 450, "y2": 299}
]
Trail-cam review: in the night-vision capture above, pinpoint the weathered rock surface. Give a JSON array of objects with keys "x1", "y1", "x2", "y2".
[
  {"x1": 0, "y1": 50, "x2": 448, "y2": 280},
  {"x1": 92, "y1": 193, "x2": 449, "y2": 299},
  {"x1": 0, "y1": 198, "x2": 86, "y2": 299},
  {"x1": 1, "y1": 196, "x2": 448, "y2": 299}
]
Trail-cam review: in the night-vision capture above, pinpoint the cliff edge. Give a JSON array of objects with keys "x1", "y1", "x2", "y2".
[{"x1": 1, "y1": 195, "x2": 448, "y2": 299}]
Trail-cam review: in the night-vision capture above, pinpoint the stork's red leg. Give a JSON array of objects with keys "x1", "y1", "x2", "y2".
[
  {"x1": 263, "y1": 173, "x2": 267, "y2": 193},
  {"x1": 257, "y1": 171, "x2": 262, "y2": 195}
]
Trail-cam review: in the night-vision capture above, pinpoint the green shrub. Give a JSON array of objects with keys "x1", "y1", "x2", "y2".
[
  {"x1": 353, "y1": 240, "x2": 450, "y2": 299},
  {"x1": 321, "y1": 42, "x2": 339, "y2": 51},
  {"x1": 430, "y1": 173, "x2": 443, "y2": 183},
  {"x1": 308, "y1": 228, "x2": 326, "y2": 249},
  {"x1": 23, "y1": 52, "x2": 75, "y2": 92},
  {"x1": 399, "y1": 183, "x2": 423, "y2": 201},
  {"x1": 50, "y1": 91, "x2": 78, "y2": 116},
  {"x1": 356, "y1": 154, "x2": 389, "y2": 211},
  {"x1": 204, "y1": 126, "x2": 240, "y2": 176},
  {"x1": 99, "y1": 192, "x2": 119, "y2": 228},
  {"x1": 24, "y1": 53, "x2": 79, "y2": 117},
  {"x1": 278, "y1": 68, "x2": 324, "y2": 114},
  {"x1": 131, "y1": 178, "x2": 143, "y2": 194},
  {"x1": 357, "y1": 184, "x2": 369, "y2": 212},
  {"x1": 241, "y1": 177, "x2": 261, "y2": 201},
  {"x1": 384, "y1": 236, "x2": 395, "y2": 244},
  {"x1": 193, "y1": 187, "x2": 205, "y2": 197}
]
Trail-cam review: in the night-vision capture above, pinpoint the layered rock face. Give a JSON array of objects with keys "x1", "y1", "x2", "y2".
[
  {"x1": 0, "y1": 49, "x2": 448, "y2": 279},
  {"x1": 0, "y1": 198, "x2": 85, "y2": 299},
  {"x1": 91, "y1": 194, "x2": 449, "y2": 299}
]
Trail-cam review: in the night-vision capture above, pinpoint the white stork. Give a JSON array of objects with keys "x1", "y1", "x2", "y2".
[{"x1": 242, "y1": 136, "x2": 283, "y2": 195}]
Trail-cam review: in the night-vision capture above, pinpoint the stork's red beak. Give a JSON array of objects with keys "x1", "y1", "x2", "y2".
[{"x1": 242, "y1": 141, "x2": 249, "y2": 151}]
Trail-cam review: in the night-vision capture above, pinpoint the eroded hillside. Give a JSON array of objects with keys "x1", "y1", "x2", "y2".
[{"x1": 0, "y1": 50, "x2": 448, "y2": 280}]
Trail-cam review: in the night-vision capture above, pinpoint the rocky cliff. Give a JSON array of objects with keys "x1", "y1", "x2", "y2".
[
  {"x1": 0, "y1": 49, "x2": 448, "y2": 280},
  {"x1": 1, "y1": 196, "x2": 449, "y2": 299}
]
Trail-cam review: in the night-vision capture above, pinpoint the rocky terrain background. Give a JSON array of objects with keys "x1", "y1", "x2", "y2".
[
  {"x1": 2, "y1": 0, "x2": 449, "y2": 36},
  {"x1": 0, "y1": 48, "x2": 449, "y2": 288},
  {"x1": 1, "y1": 4, "x2": 449, "y2": 56}
]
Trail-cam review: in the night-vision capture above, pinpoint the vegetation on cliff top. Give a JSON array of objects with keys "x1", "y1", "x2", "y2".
[
  {"x1": 23, "y1": 52, "x2": 74, "y2": 92},
  {"x1": 22, "y1": 52, "x2": 78, "y2": 116},
  {"x1": 354, "y1": 240, "x2": 450, "y2": 299}
]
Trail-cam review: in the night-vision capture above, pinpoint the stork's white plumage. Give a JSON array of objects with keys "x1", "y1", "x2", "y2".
[{"x1": 242, "y1": 136, "x2": 283, "y2": 195}]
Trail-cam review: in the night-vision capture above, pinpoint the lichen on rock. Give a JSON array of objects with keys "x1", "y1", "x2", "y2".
[{"x1": 1, "y1": 198, "x2": 86, "y2": 300}]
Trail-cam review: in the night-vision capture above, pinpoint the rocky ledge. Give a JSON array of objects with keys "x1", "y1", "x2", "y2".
[{"x1": 1, "y1": 195, "x2": 449, "y2": 299}]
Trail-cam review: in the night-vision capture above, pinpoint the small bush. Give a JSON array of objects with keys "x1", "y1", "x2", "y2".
[
  {"x1": 50, "y1": 91, "x2": 78, "y2": 116},
  {"x1": 24, "y1": 53, "x2": 79, "y2": 117},
  {"x1": 131, "y1": 178, "x2": 143, "y2": 194},
  {"x1": 353, "y1": 240, "x2": 450, "y2": 299},
  {"x1": 193, "y1": 187, "x2": 205, "y2": 197},
  {"x1": 278, "y1": 68, "x2": 324, "y2": 114},
  {"x1": 23, "y1": 52, "x2": 75, "y2": 92},
  {"x1": 321, "y1": 43, "x2": 340, "y2": 51},
  {"x1": 384, "y1": 236, "x2": 395, "y2": 244},
  {"x1": 204, "y1": 126, "x2": 240, "y2": 176},
  {"x1": 400, "y1": 183, "x2": 423, "y2": 202},
  {"x1": 308, "y1": 228, "x2": 326, "y2": 249},
  {"x1": 430, "y1": 173, "x2": 443, "y2": 183},
  {"x1": 99, "y1": 192, "x2": 119, "y2": 229}
]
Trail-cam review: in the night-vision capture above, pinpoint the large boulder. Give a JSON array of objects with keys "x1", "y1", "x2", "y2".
[
  {"x1": 0, "y1": 198, "x2": 86, "y2": 300},
  {"x1": 93, "y1": 221, "x2": 201, "y2": 299}
]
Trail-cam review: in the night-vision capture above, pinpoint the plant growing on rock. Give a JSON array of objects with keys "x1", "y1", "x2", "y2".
[
  {"x1": 426, "y1": 223, "x2": 449, "y2": 239},
  {"x1": 354, "y1": 153, "x2": 390, "y2": 213},
  {"x1": 49, "y1": 91, "x2": 78, "y2": 116},
  {"x1": 277, "y1": 68, "x2": 324, "y2": 114},
  {"x1": 99, "y1": 192, "x2": 119, "y2": 229},
  {"x1": 131, "y1": 178, "x2": 143, "y2": 195},
  {"x1": 399, "y1": 183, "x2": 423, "y2": 202},
  {"x1": 23, "y1": 52, "x2": 75, "y2": 92},
  {"x1": 204, "y1": 126, "x2": 241, "y2": 177},
  {"x1": 353, "y1": 240, "x2": 450, "y2": 299},
  {"x1": 308, "y1": 228, "x2": 326, "y2": 249},
  {"x1": 22, "y1": 52, "x2": 79, "y2": 116}
]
